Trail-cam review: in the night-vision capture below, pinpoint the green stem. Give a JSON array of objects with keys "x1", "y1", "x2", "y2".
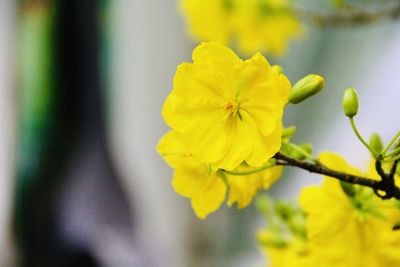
[
  {"x1": 384, "y1": 146, "x2": 400, "y2": 159},
  {"x1": 382, "y1": 131, "x2": 400, "y2": 155},
  {"x1": 384, "y1": 154, "x2": 400, "y2": 163},
  {"x1": 223, "y1": 159, "x2": 277, "y2": 176},
  {"x1": 350, "y1": 117, "x2": 378, "y2": 157}
]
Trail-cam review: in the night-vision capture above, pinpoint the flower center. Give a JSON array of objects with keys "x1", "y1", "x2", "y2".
[
  {"x1": 224, "y1": 102, "x2": 239, "y2": 113},
  {"x1": 224, "y1": 102, "x2": 243, "y2": 120}
]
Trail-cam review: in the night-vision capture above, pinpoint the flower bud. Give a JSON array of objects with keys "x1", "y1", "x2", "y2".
[
  {"x1": 255, "y1": 195, "x2": 273, "y2": 217},
  {"x1": 369, "y1": 133, "x2": 383, "y2": 154},
  {"x1": 257, "y1": 230, "x2": 288, "y2": 248},
  {"x1": 288, "y1": 74, "x2": 325, "y2": 104},
  {"x1": 282, "y1": 126, "x2": 296, "y2": 140},
  {"x1": 342, "y1": 88, "x2": 359, "y2": 118},
  {"x1": 275, "y1": 201, "x2": 294, "y2": 222}
]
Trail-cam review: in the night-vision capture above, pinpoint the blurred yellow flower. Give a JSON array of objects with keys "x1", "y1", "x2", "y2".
[
  {"x1": 162, "y1": 42, "x2": 290, "y2": 171},
  {"x1": 157, "y1": 130, "x2": 283, "y2": 218},
  {"x1": 178, "y1": 0, "x2": 302, "y2": 56},
  {"x1": 179, "y1": 0, "x2": 232, "y2": 44},
  {"x1": 233, "y1": 0, "x2": 302, "y2": 56},
  {"x1": 258, "y1": 230, "x2": 312, "y2": 267},
  {"x1": 299, "y1": 152, "x2": 400, "y2": 267}
]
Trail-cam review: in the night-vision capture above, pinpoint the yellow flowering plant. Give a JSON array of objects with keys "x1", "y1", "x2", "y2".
[
  {"x1": 157, "y1": 39, "x2": 400, "y2": 266},
  {"x1": 178, "y1": 0, "x2": 400, "y2": 56},
  {"x1": 179, "y1": 0, "x2": 302, "y2": 56},
  {"x1": 158, "y1": 42, "x2": 400, "y2": 220}
]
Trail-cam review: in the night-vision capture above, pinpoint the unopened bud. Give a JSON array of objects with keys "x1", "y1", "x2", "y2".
[
  {"x1": 369, "y1": 133, "x2": 383, "y2": 154},
  {"x1": 289, "y1": 74, "x2": 325, "y2": 104},
  {"x1": 282, "y1": 126, "x2": 296, "y2": 140},
  {"x1": 257, "y1": 230, "x2": 288, "y2": 248},
  {"x1": 275, "y1": 201, "x2": 294, "y2": 222},
  {"x1": 256, "y1": 195, "x2": 273, "y2": 217},
  {"x1": 342, "y1": 88, "x2": 359, "y2": 118}
]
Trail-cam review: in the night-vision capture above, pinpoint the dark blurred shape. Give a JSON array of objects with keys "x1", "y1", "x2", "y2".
[{"x1": 15, "y1": 0, "x2": 144, "y2": 266}]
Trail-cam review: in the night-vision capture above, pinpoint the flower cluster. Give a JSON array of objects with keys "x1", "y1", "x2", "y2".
[
  {"x1": 158, "y1": 42, "x2": 291, "y2": 218},
  {"x1": 179, "y1": 0, "x2": 302, "y2": 56},
  {"x1": 259, "y1": 152, "x2": 400, "y2": 267}
]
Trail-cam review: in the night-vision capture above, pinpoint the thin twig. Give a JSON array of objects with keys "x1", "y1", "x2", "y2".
[
  {"x1": 376, "y1": 156, "x2": 387, "y2": 180},
  {"x1": 295, "y1": 3, "x2": 400, "y2": 27},
  {"x1": 274, "y1": 152, "x2": 400, "y2": 199}
]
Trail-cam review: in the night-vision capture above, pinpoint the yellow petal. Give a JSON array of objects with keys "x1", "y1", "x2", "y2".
[
  {"x1": 157, "y1": 131, "x2": 187, "y2": 168},
  {"x1": 182, "y1": 111, "x2": 230, "y2": 163},
  {"x1": 172, "y1": 160, "x2": 227, "y2": 219},
  {"x1": 191, "y1": 172, "x2": 227, "y2": 219},
  {"x1": 227, "y1": 174, "x2": 262, "y2": 209},
  {"x1": 262, "y1": 165, "x2": 283, "y2": 189},
  {"x1": 211, "y1": 111, "x2": 255, "y2": 170},
  {"x1": 173, "y1": 62, "x2": 231, "y2": 104},
  {"x1": 246, "y1": 121, "x2": 282, "y2": 167},
  {"x1": 172, "y1": 159, "x2": 210, "y2": 198},
  {"x1": 227, "y1": 165, "x2": 282, "y2": 209},
  {"x1": 192, "y1": 42, "x2": 241, "y2": 81}
]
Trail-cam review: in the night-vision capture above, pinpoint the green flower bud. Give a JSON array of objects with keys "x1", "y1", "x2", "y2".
[
  {"x1": 342, "y1": 88, "x2": 359, "y2": 118},
  {"x1": 282, "y1": 126, "x2": 296, "y2": 140},
  {"x1": 340, "y1": 181, "x2": 356, "y2": 197},
  {"x1": 275, "y1": 201, "x2": 294, "y2": 222},
  {"x1": 255, "y1": 195, "x2": 273, "y2": 217},
  {"x1": 271, "y1": 65, "x2": 284, "y2": 75},
  {"x1": 288, "y1": 74, "x2": 325, "y2": 104},
  {"x1": 258, "y1": 232, "x2": 288, "y2": 248},
  {"x1": 369, "y1": 133, "x2": 383, "y2": 154}
]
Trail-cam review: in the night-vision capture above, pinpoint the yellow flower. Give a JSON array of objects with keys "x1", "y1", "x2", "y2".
[
  {"x1": 158, "y1": 131, "x2": 227, "y2": 218},
  {"x1": 179, "y1": 0, "x2": 232, "y2": 44},
  {"x1": 258, "y1": 230, "x2": 312, "y2": 267},
  {"x1": 233, "y1": 0, "x2": 302, "y2": 56},
  {"x1": 157, "y1": 130, "x2": 283, "y2": 218},
  {"x1": 162, "y1": 42, "x2": 290, "y2": 171},
  {"x1": 178, "y1": 0, "x2": 302, "y2": 56},
  {"x1": 299, "y1": 152, "x2": 400, "y2": 267}
]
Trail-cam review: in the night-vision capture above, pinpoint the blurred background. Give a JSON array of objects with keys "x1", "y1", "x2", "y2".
[{"x1": 0, "y1": 0, "x2": 399, "y2": 266}]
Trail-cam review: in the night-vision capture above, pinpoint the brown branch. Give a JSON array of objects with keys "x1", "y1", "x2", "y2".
[
  {"x1": 274, "y1": 152, "x2": 400, "y2": 199},
  {"x1": 375, "y1": 157, "x2": 399, "y2": 199},
  {"x1": 295, "y1": 3, "x2": 400, "y2": 27},
  {"x1": 376, "y1": 157, "x2": 387, "y2": 179},
  {"x1": 387, "y1": 160, "x2": 400, "y2": 192}
]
